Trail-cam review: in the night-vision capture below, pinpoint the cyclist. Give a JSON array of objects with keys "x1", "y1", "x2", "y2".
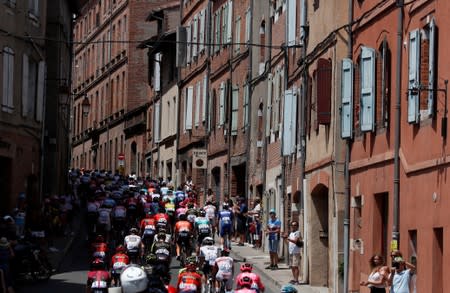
[
  {"x1": 234, "y1": 276, "x2": 256, "y2": 293},
  {"x1": 111, "y1": 201, "x2": 127, "y2": 239},
  {"x1": 124, "y1": 228, "x2": 144, "y2": 264},
  {"x1": 140, "y1": 212, "x2": 157, "y2": 250},
  {"x1": 203, "y1": 201, "x2": 217, "y2": 237},
  {"x1": 150, "y1": 232, "x2": 172, "y2": 275},
  {"x1": 236, "y1": 263, "x2": 265, "y2": 292},
  {"x1": 110, "y1": 245, "x2": 129, "y2": 286},
  {"x1": 186, "y1": 203, "x2": 198, "y2": 224},
  {"x1": 97, "y1": 203, "x2": 112, "y2": 242},
  {"x1": 213, "y1": 248, "x2": 234, "y2": 293},
  {"x1": 154, "y1": 211, "x2": 170, "y2": 233},
  {"x1": 174, "y1": 213, "x2": 193, "y2": 260},
  {"x1": 218, "y1": 203, "x2": 233, "y2": 249},
  {"x1": 87, "y1": 258, "x2": 111, "y2": 293},
  {"x1": 91, "y1": 235, "x2": 108, "y2": 262},
  {"x1": 177, "y1": 256, "x2": 205, "y2": 293},
  {"x1": 195, "y1": 210, "x2": 212, "y2": 253},
  {"x1": 198, "y1": 237, "x2": 220, "y2": 287},
  {"x1": 163, "y1": 196, "x2": 176, "y2": 229},
  {"x1": 125, "y1": 193, "x2": 138, "y2": 225},
  {"x1": 87, "y1": 196, "x2": 99, "y2": 236}
]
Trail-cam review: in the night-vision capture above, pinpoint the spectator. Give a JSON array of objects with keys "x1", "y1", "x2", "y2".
[
  {"x1": 235, "y1": 197, "x2": 248, "y2": 246},
  {"x1": 389, "y1": 256, "x2": 416, "y2": 293},
  {"x1": 282, "y1": 221, "x2": 302, "y2": 285},
  {"x1": 0, "y1": 237, "x2": 15, "y2": 293},
  {"x1": 265, "y1": 209, "x2": 281, "y2": 270},
  {"x1": 360, "y1": 254, "x2": 389, "y2": 292}
]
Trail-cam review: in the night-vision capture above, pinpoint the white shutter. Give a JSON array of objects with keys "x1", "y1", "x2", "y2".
[
  {"x1": 222, "y1": 4, "x2": 227, "y2": 45},
  {"x1": 36, "y1": 61, "x2": 45, "y2": 122},
  {"x1": 219, "y1": 81, "x2": 225, "y2": 126},
  {"x1": 360, "y1": 47, "x2": 375, "y2": 132},
  {"x1": 202, "y1": 74, "x2": 207, "y2": 121},
  {"x1": 243, "y1": 83, "x2": 249, "y2": 127},
  {"x1": 154, "y1": 52, "x2": 161, "y2": 92},
  {"x1": 266, "y1": 73, "x2": 273, "y2": 136},
  {"x1": 192, "y1": 15, "x2": 198, "y2": 58},
  {"x1": 155, "y1": 101, "x2": 160, "y2": 142},
  {"x1": 227, "y1": 1, "x2": 233, "y2": 44},
  {"x1": 245, "y1": 8, "x2": 251, "y2": 45},
  {"x1": 186, "y1": 86, "x2": 193, "y2": 130},
  {"x1": 215, "y1": 11, "x2": 221, "y2": 53},
  {"x1": 199, "y1": 10, "x2": 205, "y2": 53},
  {"x1": 428, "y1": 19, "x2": 436, "y2": 116},
  {"x1": 186, "y1": 24, "x2": 191, "y2": 64},
  {"x1": 287, "y1": 0, "x2": 296, "y2": 46},
  {"x1": 341, "y1": 59, "x2": 354, "y2": 138},
  {"x1": 195, "y1": 81, "x2": 201, "y2": 127},
  {"x1": 291, "y1": 88, "x2": 297, "y2": 153},
  {"x1": 231, "y1": 84, "x2": 239, "y2": 135},
  {"x1": 274, "y1": 69, "x2": 282, "y2": 131},
  {"x1": 408, "y1": 29, "x2": 420, "y2": 123},
  {"x1": 283, "y1": 89, "x2": 293, "y2": 155},
  {"x1": 22, "y1": 54, "x2": 29, "y2": 116},
  {"x1": 235, "y1": 16, "x2": 241, "y2": 53}
]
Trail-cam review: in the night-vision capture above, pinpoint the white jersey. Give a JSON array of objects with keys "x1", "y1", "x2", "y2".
[
  {"x1": 215, "y1": 256, "x2": 234, "y2": 278},
  {"x1": 200, "y1": 245, "x2": 220, "y2": 265},
  {"x1": 124, "y1": 234, "x2": 142, "y2": 251},
  {"x1": 204, "y1": 205, "x2": 216, "y2": 220}
]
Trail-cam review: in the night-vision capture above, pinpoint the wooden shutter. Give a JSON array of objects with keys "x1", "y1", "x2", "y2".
[
  {"x1": 360, "y1": 47, "x2": 375, "y2": 131},
  {"x1": 202, "y1": 74, "x2": 207, "y2": 121},
  {"x1": 341, "y1": 58, "x2": 353, "y2": 138},
  {"x1": 273, "y1": 69, "x2": 281, "y2": 131},
  {"x1": 22, "y1": 54, "x2": 29, "y2": 116},
  {"x1": 287, "y1": 0, "x2": 296, "y2": 46},
  {"x1": 245, "y1": 8, "x2": 251, "y2": 45},
  {"x1": 235, "y1": 16, "x2": 241, "y2": 53},
  {"x1": 186, "y1": 86, "x2": 193, "y2": 130},
  {"x1": 428, "y1": 19, "x2": 437, "y2": 116},
  {"x1": 317, "y1": 58, "x2": 332, "y2": 125},
  {"x1": 215, "y1": 11, "x2": 221, "y2": 53},
  {"x1": 408, "y1": 30, "x2": 420, "y2": 123},
  {"x1": 36, "y1": 61, "x2": 45, "y2": 122},
  {"x1": 195, "y1": 81, "x2": 201, "y2": 127}
]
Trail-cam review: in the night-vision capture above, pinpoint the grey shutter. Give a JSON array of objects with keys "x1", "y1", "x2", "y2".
[
  {"x1": 222, "y1": 4, "x2": 227, "y2": 45},
  {"x1": 202, "y1": 74, "x2": 207, "y2": 121},
  {"x1": 154, "y1": 101, "x2": 160, "y2": 142},
  {"x1": 360, "y1": 47, "x2": 375, "y2": 132},
  {"x1": 154, "y1": 52, "x2": 161, "y2": 92},
  {"x1": 215, "y1": 11, "x2": 221, "y2": 53},
  {"x1": 428, "y1": 19, "x2": 436, "y2": 116},
  {"x1": 22, "y1": 54, "x2": 29, "y2": 116},
  {"x1": 245, "y1": 8, "x2": 251, "y2": 45},
  {"x1": 192, "y1": 15, "x2": 198, "y2": 58},
  {"x1": 36, "y1": 61, "x2": 45, "y2": 122},
  {"x1": 283, "y1": 89, "x2": 293, "y2": 155},
  {"x1": 199, "y1": 9, "x2": 205, "y2": 53},
  {"x1": 287, "y1": 0, "x2": 296, "y2": 46},
  {"x1": 266, "y1": 73, "x2": 273, "y2": 136},
  {"x1": 227, "y1": 1, "x2": 233, "y2": 44},
  {"x1": 186, "y1": 23, "x2": 191, "y2": 64},
  {"x1": 219, "y1": 81, "x2": 225, "y2": 126},
  {"x1": 243, "y1": 83, "x2": 249, "y2": 127},
  {"x1": 195, "y1": 81, "x2": 201, "y2": 127},
  {"x1": 231, "y1": 84, "x2": 239, "y2": 135},
  {"x1": 235, "y1": 16, "x2": 241, "y2": 53},
  {"x1": 176, "y1": 26, "x2": 187, "y2": 67},
  {"x1": 408, "y1": 29, "x2": 420, "y2": 123},
  {"x1": 291, "y1": 88, "x2": 297, "y2": 153},
  {"x1": 341, "y1": 58, "x2": 354, "y2": 138},
  {"x1": 186, "y1": 86, "x2": 193, "y2": 130}
]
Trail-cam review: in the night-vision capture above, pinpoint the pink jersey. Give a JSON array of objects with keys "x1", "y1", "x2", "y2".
[{"x1": 236, "y1": 272, "x2": 265, "y2": 291}]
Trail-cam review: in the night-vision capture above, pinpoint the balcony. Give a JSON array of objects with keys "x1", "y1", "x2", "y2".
[{"x1": 124, "y1": 112, "x2": 146, "y2": 135}]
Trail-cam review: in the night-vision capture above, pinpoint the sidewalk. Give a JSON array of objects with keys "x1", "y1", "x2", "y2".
[{"x1": 230, "y1": 241, "x2": 328, "y2": 293}]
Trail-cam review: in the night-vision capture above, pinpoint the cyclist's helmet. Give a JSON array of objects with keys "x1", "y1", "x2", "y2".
[
  {"x1": 221, "y1": 248, "x2": 230, "y2": 256},
  {"x1": 90, "y1": 258, "x2": 106, "y2": 270},
  {"x1": 238, "y1": 276, "x2": 253, "y2": 288},
  {"x1": 145, "y1": 253, "x2": 157, "y2": 265},
  {"x1": 179, "y1": 213, "x2": 187, "y2": 221},
  {"x1": 222, "y1": 203, "x2": 229, "y2": 210},
  {"x1": 116, "y1": 245, "x2": 126, "y2": 253},
  {"x1": 202, "y1": 236, "x2": 214, "y2": 246},
  {"x1": 240, "y1": 263, "x2": 253, "y2": 272},
  {"x1": 95, "y1": 235, "x2": 105, "y2": 243},
  {"x1": 120, "y1": 265, "x2": 148, "y2": 293},
  {"x1": 185, "y1": 256, "x2": 197, "y2": 270},
  {"x1": 281, "y1": 284, "x2": 298, "y2": 293},
  {"x1": 157, "y1": 232, "x2": 166, "y2": 240},
  {"x1": 199, "y1": 210, "x2": 206, "y2": 217},
  {"x1": 187, "y1": 203, "x2": 194, "y2": 209},
  {"x1": 129, "y1": 227, "x2": 138, "y2": 234}
]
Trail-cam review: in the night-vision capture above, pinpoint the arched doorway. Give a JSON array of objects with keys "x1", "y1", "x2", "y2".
[{"x1": 310, "y1": 183, "x2": 329, "y2": 287}]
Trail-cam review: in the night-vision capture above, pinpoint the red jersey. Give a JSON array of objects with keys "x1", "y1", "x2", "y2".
[
  {"x1": 140, "y1": 218, "x2": 156, "y2": 231},
  {"x1": 166, "y1": 285, "x2": 177, "y2": 293},
  {"x1": 177, "y1": 271, "x2": 203, "y2": 293},
  {"x1": 175, "y1": 220, "x2": 193, "y2": 234},
  {"x1": 91, "y1": 242, "x2": 108, "y2": 259},
  {"x1": 236, "y1": 272, "x2": 265, "y2": 291},
  {"x1": 154, "y1": 213, "x2": 170, "y2": 225},
  {"x1": 87, "y1": 270, "x2": 110, "y2": 289},
  {"x1": 111, "y1": 253, "x2": 129, "y2": 271},
  {"x1": 126, "y1": 197, "x2": 138, "y2": 207}
]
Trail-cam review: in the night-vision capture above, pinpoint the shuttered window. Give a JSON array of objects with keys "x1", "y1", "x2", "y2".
[
  {"x1": 341, "y1": 59, "x2": 353, "y2": 138},
  {"x1": 202, "y1": 75, "x2": 207, "y2": 122},
  {"x1": 185, "y1": 86, "x2": 193, "y2": 130},
  {"x1": 266, "y1": 73, "x2": 273, "y2": 136},
  {"x1": 35, "y1": 61, "x2": 45, "y2": 121},
  {"x1": 408, "y1": 29, "x2": 420, "y2": 123},
  {"x1": 22, "y1": 54, "x2": 29, "y2": 116},
  {"x1": 231, "y1": 85, "x2": 239, "y2": 135},
  {"x1": 360, "y1": 47, "x2": 375, "y2": 131},
  {"x1": 2, "y1": 47, "x2": 14, "y2": 113},
  {"x1": 219, "y1": 82, "x2": 225, "y2": 126},
  {"x1": 287, "y1": 0, "x2": 296, "y2": 46},
  {"x1": 195, "y1": 81, "x2": 201, "y2": 127},
  {"x1": 317, "y1": 58, "x2": 332, "y2": 125},
  {"x1": 243, "y1": 83, "x2": 249, "y2": 128},
  {"x1": 283, "y1": 88, "x2": 297, "y2": 155}
]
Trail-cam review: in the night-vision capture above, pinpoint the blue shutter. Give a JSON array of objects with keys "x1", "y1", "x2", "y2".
[
  {"x1": 341, "y1": 58, "x2": 354, "y2": 138},
  {"x1": 283, "y1": 89, "x2": 293, "y2": 156},
  {"x1": 428, "y1": 19, "x2": 436, "y2": 117},
  {"x1": 231, "y1": 85, "x2": 239, "y2": 135},
  {"x1": 287, "y1": 0, "x2": 296, "y2": 46},
  {"x1": 408, "y1": 29, "x2": 420, "y2": 123},
  {"x1": 360, "y1": 47, "x2": 375, "y2": 132}
]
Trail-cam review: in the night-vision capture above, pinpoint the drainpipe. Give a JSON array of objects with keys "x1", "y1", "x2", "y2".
[
  {"x1": 299, "y1": 0, "x2": 308, "y2": 284},
  {"x1": 343, "y1": 0, "x2": 353, "y2": 292},
  {"x1": 393, "y1": 0, "x2": 404, "y2": 250},
  {"x1": 226, "y1": 0, "x2": 234, "y2": 197},
  {"x1": 204, "y1": 1, "x2": 213, "y2": 201},
  {"x1": 244, "y1": 0, "x2": 254, "y2": 201}
]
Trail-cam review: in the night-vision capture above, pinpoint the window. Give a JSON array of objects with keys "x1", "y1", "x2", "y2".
[
  {"x1": 2, "y1": 47, "x2": 14, "y2": 113},
  {"x1": 28, "y1": 0, "x2": 39, "y2": 16},
  {"x1": 245, "y1": 8, "x2": 251, "y2": 46},
  {"x1": 376, "y1": 39, "x2": 391, "y2": 129},
  {"x1": 231, "y1": 84, "x2": 239, "y2": 135},
  {"x1": 317, "y1": 58, "x2": 332, "y2": 125},
  {"x1": 185, "y1": 86, "x2": 193, "y2": 131},
  {"x1": 360, "y1": 47, "x2": 376, "y2": 132}
]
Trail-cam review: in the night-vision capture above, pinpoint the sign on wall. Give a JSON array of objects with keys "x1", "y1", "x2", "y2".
[{"x1": 192, "y1": 149, "x2": 207, "y2": 169}]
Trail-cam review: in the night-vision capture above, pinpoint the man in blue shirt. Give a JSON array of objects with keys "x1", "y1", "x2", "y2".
[
  {"x1": 265, "y1": 208, "x2": 281, "y2": 270},
  {"x1": 390, "y1": 256, "x2": 416, "y2": 293}
]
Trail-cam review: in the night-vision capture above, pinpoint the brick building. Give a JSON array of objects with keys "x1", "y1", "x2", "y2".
[
  {"x1": 71, "y1": 0, "x2": 168, "y2": 176},
  {"x1": 348, "y1": 0, "x2": 448, "y2": 292}
]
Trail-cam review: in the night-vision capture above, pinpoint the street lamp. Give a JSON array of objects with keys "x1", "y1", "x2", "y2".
[{"x1": 81, "y1": 94, "x2": 90, "y2": 168}]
